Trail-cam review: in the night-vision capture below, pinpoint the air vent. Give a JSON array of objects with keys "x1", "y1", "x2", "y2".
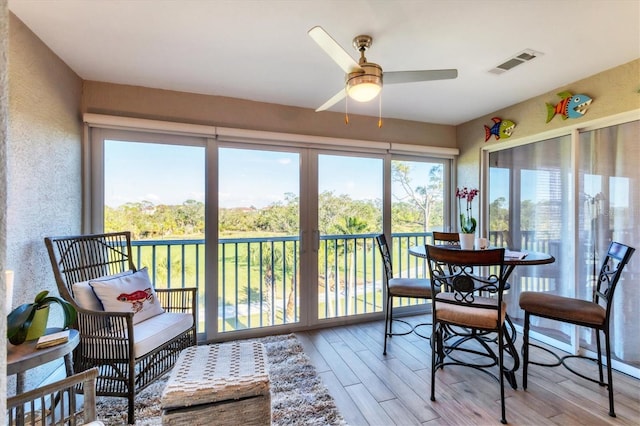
[{"x1": 489, "y1": 49, "x2": 543, "y2": 75}]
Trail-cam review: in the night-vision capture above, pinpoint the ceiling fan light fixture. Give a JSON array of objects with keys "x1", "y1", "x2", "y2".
[
  {"x1": 346, "y1": 64, "x2": 382, "y2": 102},
  {"x1": 347, "y1": 79, "x2": 381, "y2": 102}
]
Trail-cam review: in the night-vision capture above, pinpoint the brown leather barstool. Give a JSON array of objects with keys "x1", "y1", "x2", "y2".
[{"x1": 519, "y1": 241, "x2": 635, "y2": 418}]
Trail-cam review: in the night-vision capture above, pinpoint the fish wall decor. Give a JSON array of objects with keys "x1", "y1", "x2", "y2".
[
  {"x1": 546, "y1": 91, "x2": 593, "y2": 123},
  {"x1": 484, "y1": 117, "x2": 516, "y2": 142}
]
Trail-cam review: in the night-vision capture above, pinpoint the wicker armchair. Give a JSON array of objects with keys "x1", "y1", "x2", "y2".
[
  {"x1": 45, "y1": 232, "x2": 197, "y2": 424},
  {"x1": 7, "y1": 368, "x2": 102, "y2": 425}
]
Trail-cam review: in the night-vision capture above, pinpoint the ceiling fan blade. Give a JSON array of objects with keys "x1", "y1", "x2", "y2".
[
  {"x1": 385, "y1": 69, "x2": 458, "y2": 84},
  {"x1": 316, "y1": 88, "x2": 347, "y2": 112},
  {"x1": 308, "y1": 26, "x2": 361, "y2": 74}
]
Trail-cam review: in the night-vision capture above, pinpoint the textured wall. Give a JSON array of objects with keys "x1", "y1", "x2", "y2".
[
  {"x1": 455, "y1": 59, "x2": 640, "y2": 188},
  {"x1": 7, "y1": 12, "x2": 82, "y2": 393},
  {"x1": 82, "y1": 81, "x2": 457, "y2": 148},
  {"x1": 1, "y1": 0, "x2": 9, "y2": 414}
]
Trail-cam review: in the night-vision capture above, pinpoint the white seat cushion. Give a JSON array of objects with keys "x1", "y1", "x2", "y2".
[
  {"x1": 132, "y1": 312, "x2": 194, "y2": 358},
  {"x1": 87, "y1": 312, "x2": 193, "y2": 359}
]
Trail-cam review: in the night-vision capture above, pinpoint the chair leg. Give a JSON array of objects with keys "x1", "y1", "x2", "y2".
[
  {"x1": 389, "y1": 298, "x2": 394, "y2": 336},
  {"x1": 499, "y1": 326, "x2": 507, "y2": 424},
  {"x1": 604, "y1": 329, "x2": 616, "y2": 417},
  {"x1": 430, "y1": 322, "x2": 438, "y2": 402},
  {"x1": 383, "y1": 295, "x2": 392, "y2": 355},
  {"x1": 128, "y1": 392, "x2": 135, "y2": 424},
  {"x1": 596, "y1": 328, "x2": 604, "y2": 384},
  {"x1": 522, "y1": 311, "x2": 530, "y2": 390}
]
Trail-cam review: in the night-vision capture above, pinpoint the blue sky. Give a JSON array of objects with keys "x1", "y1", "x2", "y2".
[
  {"x1": 218, "y1": 149, "x2": 385, "y2": 208},
  {"x1": 106, "y1": 142, "x2": 389, "y2": 209},
  {"x1": 105, "y1": 141, "x2": 206, "y2": 207},
  {"x1": 105, "y1": 141, "x2": 444, "y2": 210},
  {"x1": 107, "y1": 139, "x2": 628, "y2": 212}
]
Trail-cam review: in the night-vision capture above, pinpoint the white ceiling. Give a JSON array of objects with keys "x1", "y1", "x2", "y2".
[{"x1": 8, "y1": 0, "x2": 640, "y2": 126}]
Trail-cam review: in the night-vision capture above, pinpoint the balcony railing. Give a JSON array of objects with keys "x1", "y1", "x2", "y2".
[{"x1": 130, "y1": 231, "x2": 547, "y2": 333}]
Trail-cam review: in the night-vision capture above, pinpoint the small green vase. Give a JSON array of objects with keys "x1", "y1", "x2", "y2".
[{"x1": 26, "y1": 305, "x2": 50, "y2": 341}]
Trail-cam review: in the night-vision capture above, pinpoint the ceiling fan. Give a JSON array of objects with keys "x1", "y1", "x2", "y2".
[{"x1": 308, "y1": 26, "x2": 458, "y2": 112}]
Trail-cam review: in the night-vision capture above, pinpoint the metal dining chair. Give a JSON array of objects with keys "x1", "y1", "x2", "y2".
[
  {"x1": 426, "y1": 244, "x2": 510, "y2": 424},
  {"x1": 519, "y1": 241, "x2": 635, "y2": 418},
  {"x1": 432, "y1": 231, "x2": 460, "y2": 246},
  {"x1": 375, "y1": 234, "x2": 434, "y2": 355}
]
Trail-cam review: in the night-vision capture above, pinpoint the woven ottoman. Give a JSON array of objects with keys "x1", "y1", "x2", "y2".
[{"x1": 161, "y1": 341, "x2": 271, "y2": 425}]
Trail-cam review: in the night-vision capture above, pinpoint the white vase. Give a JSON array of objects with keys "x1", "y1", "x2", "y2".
[{"x1": 459, "y1": 233, "x2": 475, "y2": 250}]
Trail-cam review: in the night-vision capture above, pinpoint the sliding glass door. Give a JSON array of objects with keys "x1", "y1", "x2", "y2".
[
  {"x1": 317, "y1": 153, "x2": 383, "y2": 320},
  {"x1": 217, "y1": 148, "x2": 387, "y2": 328},
  {"x1": 217, "y1": 147, "x2": 301, "y2": 332},
  {"x1": 578, "y1": 121, "x2": 639, "y2": 369},
  {"x1": 486, "y1": 118, "x2": 639, "y2": 375},
  {"x1": 488, "y1": 135, "x2": 572, "y2": 345}
]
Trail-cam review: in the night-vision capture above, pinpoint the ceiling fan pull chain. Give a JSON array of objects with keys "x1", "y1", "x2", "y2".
[
  {"x1": 378, "y1": 94, "x2": 383, "y2": 128},
  {"x1": 345, "y1": 91, "x2": 350, "y2": 125}
]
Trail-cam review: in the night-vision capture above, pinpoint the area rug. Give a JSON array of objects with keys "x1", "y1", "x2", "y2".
[{"x1": 95, "y1": 333, "x2": 346, "y2": 425}]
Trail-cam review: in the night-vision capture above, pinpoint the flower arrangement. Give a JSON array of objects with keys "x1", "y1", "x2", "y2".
[{"x1": 456, "y1": 186, "x2": 479, "y2": 234}]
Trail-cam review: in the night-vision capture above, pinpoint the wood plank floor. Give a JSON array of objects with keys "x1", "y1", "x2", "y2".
[{"x1": 297, "y1": 315, "x2": 640, "y2": 425}]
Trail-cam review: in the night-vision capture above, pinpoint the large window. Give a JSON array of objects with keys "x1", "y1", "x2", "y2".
[
  {"x1": 486, "y1": 118, "x2": 639, "y2": 375},
  {"x1": 391, "y1": 159, "x2": 445, "y2": 234},
  {"x1": 88, "y1": 118, "x2": 455, "y2": 340}
]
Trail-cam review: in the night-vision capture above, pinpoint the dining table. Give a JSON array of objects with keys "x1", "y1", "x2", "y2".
[
  {"x1": 408, "y1": 244, "x2": 555, "y2": 389},
  {"x1": 409, "y1": 244, "x2": 555, "y2": 281}
]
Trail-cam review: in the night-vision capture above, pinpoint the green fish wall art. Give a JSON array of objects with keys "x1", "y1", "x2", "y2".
[
  {"x1": 546, "y1": 91, "x2": 593, "y2": 123},
  {"x1": 484, "y1": 117, "x2": 516, "y2": 142}
]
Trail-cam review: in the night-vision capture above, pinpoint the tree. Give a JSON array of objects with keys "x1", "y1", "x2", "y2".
[
  {"x1": 176, "y1": 199, "x2": 205, "y2": 235},
  {"x1": 520, "y1": 199, "x2": 536, "y2": 231},
  {"x1": 255, "y1": 193, "x2": 298, "y2": 234},
  {"x1": 489, "y1": 196, "x2": 509, "y2": 231},
  {"x1": 392, "y1": 162, "x2": 443, "y2": 232},
  {"x1": 249, "y1": 240, "x2": 298, "y2": 325}
]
